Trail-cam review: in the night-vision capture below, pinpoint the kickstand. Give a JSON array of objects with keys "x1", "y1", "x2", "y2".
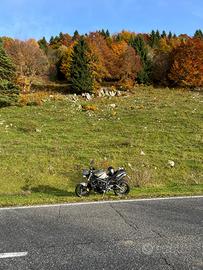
[{"x1": 102, "y1": 191, "x2": 106, "y2": 200}]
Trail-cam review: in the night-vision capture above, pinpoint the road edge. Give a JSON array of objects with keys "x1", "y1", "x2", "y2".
[{"x1": 0, "y1": 195, "x2": 202, "y2": 211}]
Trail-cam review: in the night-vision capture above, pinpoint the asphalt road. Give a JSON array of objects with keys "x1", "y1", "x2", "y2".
[{"x1": 0, "y1": 197, "x2": 202, "y2": 270}]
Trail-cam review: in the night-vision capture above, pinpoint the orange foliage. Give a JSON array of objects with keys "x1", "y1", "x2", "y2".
[
  {"x1": 169, "y1": 39, "x2": 203, "y2": 87},
  {"x1": 82, "y1": 104, "x2": 97, "y2": 111},
  {"x1": 87, "y1": 32, "x2": 113, "y2": 81},
  {"x1": 110, "y1": 41, "x2": 141, "y2": 84}
]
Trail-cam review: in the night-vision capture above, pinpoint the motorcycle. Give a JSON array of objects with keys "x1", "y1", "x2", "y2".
[{"x1": 75, "y1": 163, "x2": 130, "y2": 197}]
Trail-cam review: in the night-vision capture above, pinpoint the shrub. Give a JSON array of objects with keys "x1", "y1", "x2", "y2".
[
  {"x1": 82, "y1": 104, "x2": 97, "y2": 111},
  {"x1": 0, "y1": 80, "x2": 19, "y2": 107}
]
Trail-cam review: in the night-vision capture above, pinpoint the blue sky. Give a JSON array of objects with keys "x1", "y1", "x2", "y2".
[{"x1": 0, "y1": 0, "x2": 202, "y2": 40}]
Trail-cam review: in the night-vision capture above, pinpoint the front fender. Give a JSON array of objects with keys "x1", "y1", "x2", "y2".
[{"x1": 80, "y1": 182, "x2": 88, "y2": 186}]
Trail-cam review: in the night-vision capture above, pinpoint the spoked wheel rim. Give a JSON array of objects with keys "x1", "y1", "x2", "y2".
[
  {"x1": 114, "y1": 181, "x2": 130, "y2": 196},
  {"x1": 75, "y1": 184, "x2": 90, "y2": 197}
]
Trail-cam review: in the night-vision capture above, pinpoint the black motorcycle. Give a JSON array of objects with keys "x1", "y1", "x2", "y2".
[{"x1": 75, "y1": 165, "x2": 130, "y2": 197}]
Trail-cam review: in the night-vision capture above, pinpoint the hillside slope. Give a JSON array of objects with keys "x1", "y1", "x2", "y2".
[{"x1": 0, "y1": 87, "x2": 202, "y2": 206}]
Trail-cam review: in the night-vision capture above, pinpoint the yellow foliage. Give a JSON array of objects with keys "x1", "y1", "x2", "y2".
[
  {"x1": 19, "y1": 91, "x2": 65, "y2": 106},
  {"x1": 82, "y1": 104, "x2": 97, "y2": 111},
  {"x1": 119, "y1": 30, "x2": 136, "y2": 42},
  {"x1": 60, "y1": 45, "x2": 74, "y2": 81}
]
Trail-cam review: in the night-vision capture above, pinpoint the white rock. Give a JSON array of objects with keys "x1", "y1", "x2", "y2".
[
  {"x1": 117, "y1": 91, "x2": 121, "y2": 96},
  {"x1": 110, "y1": 104, "x2": 116, "y2": 109},
  {"x1": 140, "y1": 150, "x2": 145, "y2": 156},
  {"x1": 109, "y1": 91, "x2": 116, "y2": 97},
  {"x1": 168, "y1": 160, "x2": 175, "y2": 167},
  {"x1": 82, "y1": 93, "x2": 92, "y2": 100}
]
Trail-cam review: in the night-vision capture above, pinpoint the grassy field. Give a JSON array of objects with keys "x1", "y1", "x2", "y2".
[{"x1": 0, "y1": 86, "x2": 202, "y2": 206}]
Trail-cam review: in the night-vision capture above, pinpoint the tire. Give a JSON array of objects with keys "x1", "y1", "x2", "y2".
[
  {"x1": 75, "y1": 184, "x2": 90, "y2": 197},
  {"x1": 114, "y1": 181, "x2": 130, "y2": 196}
]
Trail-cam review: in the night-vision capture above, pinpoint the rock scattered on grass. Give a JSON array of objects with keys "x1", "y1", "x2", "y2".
[
  {"x1": 168, "y1": 160, "x2": 175, "y2": 167},
  {"x1": 110, "y1": 103, "x2": 116, "y2": 109},
  {"x1": 82, "y1": 93, "x2": 93, "y2": 100}
]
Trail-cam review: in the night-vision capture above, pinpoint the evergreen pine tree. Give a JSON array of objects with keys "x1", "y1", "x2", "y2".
[
  {"x1": 38, "y1": 37, "x2": 48, "y2": 54},
  {"x1": 106, "y1": 30, "x2": 110, "y2": 38},
  {"x1": 149, "y1": 30, "x2": 159, "y2": 48},
  {"x1": 59, "y1": 32, "x2": 63, "y2": 39},
  {"x1": 0, "y1": 41, "x2": 19, "y2": 107},
  {"x1": 168, "y1": 31, "x2": 172, "y2": 39},
  {"x1": 49, "y1": 36, "x2": 54, "y2": 44},
  {"x1": 155, "y1": 30, "x2": 161, "y2": 39},
  {"x1": 101, "y1": 29, "x2": 106, "y2": 38},
  {"x1": 70, "y1": 36, "x2": 93, "y2": 94},
  {"x1": 130, "y1": 35, "x2": 152, "y2": 84},
  {"x1": 194, "y1": 29, "x2": 203, "y2": 39},
  {"x1": 161, "y1": 30, "x2": 167, "y2": 38},
  {"x1": 73, "y1": 30, "x2": 79, "y2": 40},
  {"x1": 116, "y1": 34, "x2": 122, "y2": 42}
]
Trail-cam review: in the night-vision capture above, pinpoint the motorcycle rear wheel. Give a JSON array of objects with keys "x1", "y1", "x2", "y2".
[
  {"x1": 75, "y1": 184, "x2": 90, "y2": 197},
  {"x1": 114, "y1": 181, "x2": 130, "y2": 196}
]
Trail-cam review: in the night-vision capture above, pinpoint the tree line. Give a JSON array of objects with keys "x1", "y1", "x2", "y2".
[{"x1": 0, "y1": 29, "x2": 203, "y2": 105}]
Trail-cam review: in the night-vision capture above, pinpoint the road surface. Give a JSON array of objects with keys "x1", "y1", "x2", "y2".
[{"x1": 0, "y1": 197, "x2": 202, "y2": 269}]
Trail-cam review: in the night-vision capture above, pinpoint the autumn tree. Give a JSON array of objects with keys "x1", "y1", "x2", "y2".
[
  {"x1": 0, "y1": 40, "x2": 19, "y2": 107},
  {"x1": 110, "y1": 40, "x2": 141, "y2": 87},
  {"x1": 152, "y1": 35, "x2": 182, "y2": 85},
  {"x1": 117, "y1": 31, "x2": 136, "y2": 43},
  {"x1": 169, "y1": 39, "x2": 203, "y2": 87},
  {"x1": 70, "y1": 36, "x2": 93, "y2": 93},
  {"x1": 60, "y1": 44, "x2": 74, "y2": 81},
  {"x1": 87, "y1": 32, "x2": 114, "y2": 82},
  {"x1": 4, "y1": 39, "x2": 48, "y2": 91},
  {"x1": 152, "y1": 52, "x2": 171, "y2": 85}
]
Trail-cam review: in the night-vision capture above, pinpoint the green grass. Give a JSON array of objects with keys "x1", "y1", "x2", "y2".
[{"x1": 0, "y1": 86, "x2": 202, "y2": 206}]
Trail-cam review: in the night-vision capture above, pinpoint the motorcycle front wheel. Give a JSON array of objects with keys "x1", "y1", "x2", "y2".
[
  {"x1": 114, "y1": 181, "x2": 130, "y2": 196},
  {"x1": 75, "y1": 184, "x2": 90, "y2": 197}
]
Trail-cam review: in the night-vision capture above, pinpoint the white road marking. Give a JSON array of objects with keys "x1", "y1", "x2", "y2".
[
  {"x1": 0, "y1": 252, "x2": 28, "y2": 259},
  {"x1": 0, "y1": 195, "x2": 202, "y2": 211}
]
